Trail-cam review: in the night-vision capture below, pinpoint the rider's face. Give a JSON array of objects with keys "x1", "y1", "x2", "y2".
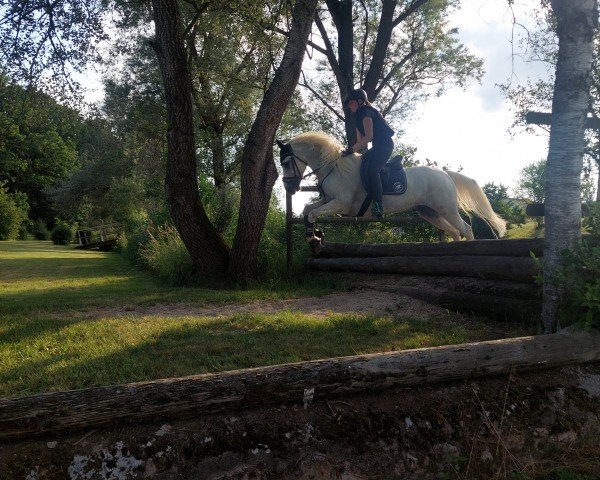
[{"x1": 348, "y1": 99, "x2": 359, "y2": 113}]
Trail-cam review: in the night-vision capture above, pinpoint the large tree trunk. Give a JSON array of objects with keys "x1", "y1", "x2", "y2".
[
  {"x1": 325, "y1": 0, "x2": 355, "y2": 144},
  {"x1": 151, "y1": 0, "x2": 230, "y2": 277},
  {"x1": 227, "y1": 0, "x2": 318, "y2": 280},
  {"x1": 542, "y1": 0, "x2": 598, "y2": 332}
]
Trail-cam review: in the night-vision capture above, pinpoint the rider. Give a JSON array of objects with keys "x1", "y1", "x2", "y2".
[{"x1": 343, "y1": 89, "x2": 394, "y2": 218}]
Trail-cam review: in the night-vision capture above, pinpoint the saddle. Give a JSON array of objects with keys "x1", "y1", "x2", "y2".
[
  {"x1": 360, "y1": 154, "x2": 407, "y2": 195},
  {"x1": 355, "y1": 155, "x2": 407, "y2": 217}
]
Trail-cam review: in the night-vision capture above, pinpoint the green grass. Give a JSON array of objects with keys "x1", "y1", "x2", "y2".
[
  {"x1": 0, "y1": 241, "x2": 531, "y2": 398},
  {"x1": 506, "y1": 221, "x2": 545, "y2": 239}
]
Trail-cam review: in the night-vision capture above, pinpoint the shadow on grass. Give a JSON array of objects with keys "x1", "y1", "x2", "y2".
[{"x1": 0, "y1": 312, "x2": 500, "y2": 398}]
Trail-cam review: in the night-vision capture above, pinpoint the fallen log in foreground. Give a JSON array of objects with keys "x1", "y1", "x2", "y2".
[
  {"x1": 1, "y1": 332, "x2": 599, "y2": 441},
  {"x1": 306, "y1": 255, "x2": 540, "y2": 282},
  {"x1": 317, "y1": 238, "x2": 545, "y2": 258}
]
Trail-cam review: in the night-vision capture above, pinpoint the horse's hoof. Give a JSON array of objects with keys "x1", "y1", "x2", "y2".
[
  {"x1": 308, "y1": 238, "x2": 322, "y2": 255},
  {"x1": 314, "y1": 229, "x2": 325, "y2": 244}
]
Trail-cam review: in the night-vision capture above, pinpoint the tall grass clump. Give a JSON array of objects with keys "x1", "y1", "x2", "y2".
[{"x1": 139, "y1": 224, "x2": 194, "y2": 285}]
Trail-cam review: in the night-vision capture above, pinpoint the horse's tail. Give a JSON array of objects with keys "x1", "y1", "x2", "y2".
[{"x1": 445, "y1": 170, "x2": 507, "y2": 238}]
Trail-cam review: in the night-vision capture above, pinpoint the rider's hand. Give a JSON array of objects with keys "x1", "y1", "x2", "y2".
[{"x1": 341, "y1": 147, "x2": 354, "y2": 156}]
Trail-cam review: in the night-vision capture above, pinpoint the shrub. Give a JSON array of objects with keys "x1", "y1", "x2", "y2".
[
  {"x1": 50, "y1": 221, "x2": 74, "y2": 245},
  {"x1": 555, "y1": 238, "x2": 600, "y2": 329},
  {"x1": 138, "y1": 224, "x2": 194, "y2": 285},
  {"x1": 0, "y1": 185, "x2": 28, "y2": 240},
  {"x1": 32, "y1": 219, "x2": 50, "y2": 240}
]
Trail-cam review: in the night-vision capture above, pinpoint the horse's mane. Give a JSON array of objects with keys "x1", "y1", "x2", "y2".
[{"x1": 289, "y1": 131, "x2": 345, "y2": 166}]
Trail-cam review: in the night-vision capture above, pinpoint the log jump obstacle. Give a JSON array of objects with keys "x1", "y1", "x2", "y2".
[
  {"x1": 306, "y1": 238, "x2": 545, "y2": 320},
  {"x1": 307, "y1": 238, "x2": 544, "y2": 282}
]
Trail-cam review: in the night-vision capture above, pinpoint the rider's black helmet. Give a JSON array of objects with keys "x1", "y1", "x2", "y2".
[{"x1": 344, "y1": 88, "x2": 369, "y2": 106}]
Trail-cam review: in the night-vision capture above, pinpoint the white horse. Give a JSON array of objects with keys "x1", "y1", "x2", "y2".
[{"x1": 277, "y1": 131, "x2": 506, "y2": 242}]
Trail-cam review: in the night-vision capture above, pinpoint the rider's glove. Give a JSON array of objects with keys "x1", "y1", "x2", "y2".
[{"x1": 342, "y1": 147, "x2": 354, "y2": 156}]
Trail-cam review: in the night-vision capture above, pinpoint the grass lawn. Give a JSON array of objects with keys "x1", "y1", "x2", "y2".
[{"x1": 1, "y1": 241, "x2": 533, "y2": 398}]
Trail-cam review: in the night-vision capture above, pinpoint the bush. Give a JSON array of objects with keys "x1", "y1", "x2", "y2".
[
  {"x1": 32, "y1": 219, "x2": 50, "y2": 240},
  {"x1": 138, "y1": 224, "x2": 194, "y2": 285},
  {"x1": 554, "y1": 238, "x2": 600, "y2": 329},
  {"x1": 50, "y1": 221, "x2": 74, "y2": 245},
  {"x1": 0, "y1": 186, "x2": 28, "y2": 240}
]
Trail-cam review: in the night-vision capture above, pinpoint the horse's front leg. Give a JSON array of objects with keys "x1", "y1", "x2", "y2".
[{"x1": 302, "y1": 198, "x2": 327, "y2": 241}]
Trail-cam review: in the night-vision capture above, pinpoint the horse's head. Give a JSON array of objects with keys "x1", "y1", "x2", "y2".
[{"x1": 276, "y1": 139, "x2": 308, "y2": 194}]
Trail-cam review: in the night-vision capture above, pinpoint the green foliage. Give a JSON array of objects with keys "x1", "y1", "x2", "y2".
[
  {"x1": 138, "y1": 225, "x2": 194, "y2": 286},
  {"x1": 32, "y1": 220, "x2": 50, "y2": 240},
  {"x1": 554, "y1": 238, "x2": 600, "y2": 329},
  {"x1": 50, "y1": 221, "x2": 74, "y2": 245},
  {"x1": 583, "y1": 202, "x2": 600, "y2": 235},
  {"x1": 0, "y1": 79, "x2": 81, "y2": 226},
  {"x1": 0, "y1": 183, "x2": 28, "y2": 240},
  {"x1": 256, "y1": 198, "x2": 287, "y2": 278},
  {"x1": 517, "y1": 160, "x2": 546, "y2": 204}
]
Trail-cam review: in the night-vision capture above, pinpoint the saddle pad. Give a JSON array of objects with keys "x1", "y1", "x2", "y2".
[
  {"x1": 360, "y1": 155, "x2": 407, "y2": 196},
  {"x1": 383, "y1": 166, "x2": 407, "y2": 195}
]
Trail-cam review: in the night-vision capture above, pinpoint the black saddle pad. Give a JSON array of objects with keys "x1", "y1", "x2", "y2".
[{"x1": 360, "y1": 155, "x2": 407, "y2": 195}]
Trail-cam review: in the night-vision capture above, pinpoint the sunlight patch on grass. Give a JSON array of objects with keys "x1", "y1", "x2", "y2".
[{"x1": 0, "y1": 310, "x2": 514, "y2": 397}]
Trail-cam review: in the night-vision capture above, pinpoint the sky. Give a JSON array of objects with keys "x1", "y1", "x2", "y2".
[{"x1": 404, "y1": 0, "x2": 552, "y2": 192}]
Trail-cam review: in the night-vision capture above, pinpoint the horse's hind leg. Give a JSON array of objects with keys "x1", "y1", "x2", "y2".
[
  {"x1": 440, "y1": 211, "x2": 474, "y2": 241},
  {"x1": 415, "y1": 206, "x2": 460, "y2": 241}
]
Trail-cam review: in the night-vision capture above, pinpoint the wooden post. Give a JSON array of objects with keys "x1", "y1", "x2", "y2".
[{"x1": 286, "y1": 191, "x2": 293, "y2": 270}]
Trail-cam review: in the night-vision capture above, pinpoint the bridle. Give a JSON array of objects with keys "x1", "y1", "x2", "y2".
[{"x1": 279, "y1": 142, "x2": 334, "y2": 193}]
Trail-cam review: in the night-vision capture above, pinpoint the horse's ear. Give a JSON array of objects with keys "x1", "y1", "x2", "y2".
[{"x1": 276, "y1": 139, "x2": 286, "y2": 149}]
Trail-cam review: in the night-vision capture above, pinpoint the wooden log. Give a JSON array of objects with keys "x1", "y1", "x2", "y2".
[
  {"x1": 1, "y1": 333, "x2": 599, "y2": 441},
  {"x1": 317, "y1": 238, "x2": 545, "y2": 258},
  {"x1": 525, "y1": 203, "x2": 591, "y2": 217},
  {"x1": 388, "y1": 286, "x2": 540, "y2": 321},
  {"x1": 306, "y1": 255, "x2": 540, "y2": 282}
]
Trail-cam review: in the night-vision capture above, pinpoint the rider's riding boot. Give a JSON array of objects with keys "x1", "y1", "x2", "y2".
[{"x1": 371, "y1": 201, "x2": 383, "y2": 218}]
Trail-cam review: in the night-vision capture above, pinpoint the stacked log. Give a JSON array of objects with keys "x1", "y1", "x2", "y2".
[
  {"x1": 306, "y1": 238, "x2": 545, "y2": 320},
  {"x1": 307, "y1": 238, "x2": 543, "y2": 283}
]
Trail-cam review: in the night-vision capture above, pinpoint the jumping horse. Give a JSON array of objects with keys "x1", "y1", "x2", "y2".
[{"x1": 277, "y1": 131, "x2": 506, "y2": 246}]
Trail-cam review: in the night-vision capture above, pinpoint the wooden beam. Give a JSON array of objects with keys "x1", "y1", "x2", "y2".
[
  {"x1": 526, "y1": 203, "x2": 591, "y2": 217},
  {"x1": 525, "y1": 111, "x2": 600, "y2": 130},
  {"x1": 1, "y1": 333, "x2": 599, "y2": 441},
  {"x1": 306, "y1": 255, "x2": 540, "y2": 282},
  {"x1": 317, "y1": 238, "x2": 545, "y2": 258}
]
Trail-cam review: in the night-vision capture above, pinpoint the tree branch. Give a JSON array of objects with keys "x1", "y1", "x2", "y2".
[
  {"x1": 299, "y1": 72, "x2": 345, "y2": 121},
  {"x1": 392, "y1": 0, "x2": 428, "y2": 28}
]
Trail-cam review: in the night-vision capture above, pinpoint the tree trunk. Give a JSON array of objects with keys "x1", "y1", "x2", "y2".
[
  {"x1": 326, "y1": 0, "x2": 355, "y2": 144},
  {"x1": 1, "y1": 333, "x2": 598, "y2": 441},
  {"x1": 542, "y1": 0, "x2": 598, "y2": 332},
  {"x1": 227, "y1": 0, "x2": 318, "y2": 280},
  {"x1": 151, "y1": 0, "x2": 230, "y2": 277}
]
